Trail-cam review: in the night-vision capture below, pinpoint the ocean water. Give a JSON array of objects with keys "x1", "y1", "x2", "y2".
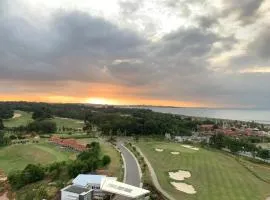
[{"x1": 147, "y1": 107, "x2": 270, "y2": 124}]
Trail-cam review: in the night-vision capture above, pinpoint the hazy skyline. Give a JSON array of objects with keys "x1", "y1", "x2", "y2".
[{"x1": 1, "y1": 0, "x2": 270, "y2": 107}]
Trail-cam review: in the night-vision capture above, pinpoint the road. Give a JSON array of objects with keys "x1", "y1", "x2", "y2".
[
  {"x1": 135, "y1": 145, "x2": 177, "y2": 200},
  {"x1": 115, "y1": 143, "x2": 141, "y2": 200}
]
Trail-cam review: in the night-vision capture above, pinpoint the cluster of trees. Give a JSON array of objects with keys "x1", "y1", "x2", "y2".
[
  {"x1": 0, "y1": 102, "x2": 201, "y2": 136},
  {"x1": 4, "y1": 120, "x2": 56, "y2": 135},
  {"x1": 0, "y1": 119, "x2": 4, "y2": 130},
  {"x1": 84, "y1": 109, "x2": 198, "y2": 136},
  {"x1": 8, "y1": 142, "x2": 111, "y2": 189},
  {"x1": 0, "y1": 105, "x2": 14, "y2": 119},
  {"x1": 27, "y1": 120, "x2": 57, "y2": 134},
  {"x1": 68, "y1": 142, "x2": 111, "y2": 177},
  {"x1": 209, "y1": 133, "x2": 270, "y2": 160},
  {"x1": 0, "y1": 102, "x2": 88, "y2": 120},
  {"x1": 32, "y1": 107, "x2": 53, "y2": 120},
  {"x1": 8, "y1": 164, "x2": 45, "y2": 189}
]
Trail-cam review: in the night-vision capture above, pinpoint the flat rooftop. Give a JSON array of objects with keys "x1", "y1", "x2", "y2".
[{"x1": 64, "y1": 185, "x2": 90, "y2": 194}]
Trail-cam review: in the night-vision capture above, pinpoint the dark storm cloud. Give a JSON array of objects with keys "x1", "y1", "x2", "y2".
[
  {"x1": 198, "y1": 16, "x2": 218, "y2": 29},
  {"x1": 1, "y1": 0, "x2": 270, "y2": 107},
  {"x1": 228, "y1": 27, "x2": 270, "y2": 70},
  {"x1": 223, "y1": 0, "x2": 265, "y2": 24},
  {"x1": 248, "y1": 27, "x2": 270, "y2": 61},
  {"x1": 0, "y1": 8, "x2": 147, "y2": 83},
  {"x1": 157, "y1": 28, "x2": 218, "y2": 57}
]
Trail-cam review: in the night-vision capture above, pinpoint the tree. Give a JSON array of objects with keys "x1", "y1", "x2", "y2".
[
  {"x1": 0, "y1": 131, "x2": 4, "y2": 146},
  {"x1": 257, "y1": 149, "x2": 270, "y2": 160},
  {"x1": 32, "y1": 107, "x2": 52, "y2": 120},
  {"x1": 0, "y1": 107, "x2": 14, "y2": 119},
  {"x1": 36, "y1": 186, "x2": 49, "y2": 199},
  {"x1": 209, "y1": 133, "x2": 224, "y2": 149},
  {"x1": 27, "y1": 120, "x2": 57, "y2": 134},
  {"x1": 0, "y1": 119, "x2": 4, "y2": 130},
  {"x1": 227, "y1": 139, "x2": 241, "y2": 154},
  {"x1": 22, "y1": 164, "x2": 45, "y2": 184},
  {"x1": 67, "y1": 161, "x2": 86, "y2": 178},
  {"x1": 102, "y1": 155, "x2": 111, "y2": 166},
  {"x1": 8, "y1": 171, "x2": 24, "y2": 189}
]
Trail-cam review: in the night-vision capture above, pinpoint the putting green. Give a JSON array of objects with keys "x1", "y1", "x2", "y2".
[
  {"x1": 137, "y1": 141, "x2": 270, "y2": 200},
  {"x1": 0, "y1": 142, "x2": 75, "y2": 174}
]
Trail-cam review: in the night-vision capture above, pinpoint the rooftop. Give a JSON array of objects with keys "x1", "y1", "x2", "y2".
[
  {"x1": 101, "y1": 178, "x2": 150, "y2": 198},
  {"x1": 64, "y1": 185, "x2": 90, "y2": 194},
  {"x1": 73, "y1": 174, "x2": 106, "y2": 187}
]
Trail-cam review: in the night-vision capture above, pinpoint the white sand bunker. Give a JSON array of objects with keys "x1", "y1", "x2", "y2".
[
  {"x1": 171, "y1": 152, "x2": 180, "y2": 155},
  {"x1": 12, "y1": 113, "x2": 21, "y2": 118},
  {"x1": 182, "y1": 145, "x2": 199, "y2": 151},
  {"x1": 155, "y1": 148, "x2": 164, "y2": 152},
  {"x1": 0, "y1": 176, "x2": 7, "y2": 182},
  {"x1": 171, "y1": 182, "x2": 196, "y2": 194},
  {"x1": 169, "y1": 170, "x2": 191, "y2": 181}
]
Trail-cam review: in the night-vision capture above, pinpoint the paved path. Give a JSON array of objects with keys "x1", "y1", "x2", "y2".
[
  {"x1": 114, "y1": 143, "x2": 141, "y2": 200},
  {"x1": 0, "y1": 192, "x2": 8, "y2": 200},
  {"x1": 135, "y1": 145, "x2": 177, "y2": 200}
]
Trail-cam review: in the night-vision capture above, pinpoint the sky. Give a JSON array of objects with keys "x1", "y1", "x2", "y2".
[{"x1": 0, "y1": 0, "x2": 270, "y2": 107}]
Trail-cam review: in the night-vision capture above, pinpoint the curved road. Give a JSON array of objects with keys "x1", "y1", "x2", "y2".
[{"x1": 115, "y1": 143, "x2": 141, "y2": 200}]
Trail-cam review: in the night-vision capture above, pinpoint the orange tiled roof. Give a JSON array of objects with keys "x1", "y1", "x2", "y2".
[{"x1": 49, "y1": 136, "x2": 87, "y2": 151}]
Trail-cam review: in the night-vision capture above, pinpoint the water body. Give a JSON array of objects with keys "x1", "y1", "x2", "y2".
[{"x1": 147, "y1": 107, "x2": 270, "y2": 124}]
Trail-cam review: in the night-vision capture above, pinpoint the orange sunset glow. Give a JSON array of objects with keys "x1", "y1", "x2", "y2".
[{"x1": 1, "y1": 0, "x2": 270, "y2": 108}]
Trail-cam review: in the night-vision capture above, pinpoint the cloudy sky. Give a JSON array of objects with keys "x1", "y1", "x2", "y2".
[{"x1": 0, "y1": 0, "x2": 270, "y2": 107}]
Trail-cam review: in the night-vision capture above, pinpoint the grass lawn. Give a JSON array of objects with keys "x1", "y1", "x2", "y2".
[
  {"x1": 257, "y1": 143, "x2": 270, "y2": 150},
  {"x1": 52, "y1": 117, "x2": 84, "y2": 129},
  {"x1": 0, "y1": 142, "x2": 75, "y2": 174},
  {"x1": 3, "y1": 110, "x2": 84, "y2": 129},
  {"x1": 3, "y1": 110, "x2": 33, "y2": 127},
  {"x1": 137, "y1": 141, "x2": 270, "y2": 200},
  {"x1": 77, "y1": 138, "x2": 122, "y2": 179}
]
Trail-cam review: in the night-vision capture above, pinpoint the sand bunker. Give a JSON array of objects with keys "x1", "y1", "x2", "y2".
[
  {"x1": 182, "y1": 145, "x2": 199, "y2": 151},
  {"x1": 171, "y1": 152, "x2": 180, "y2": 155},
  {"x1": 171, "y1": 182, "x2": 196, "y2": 194},
  {"x1": 155, "y1": 148, "x2": 164, "y2": 152},
  {"x1": 169, "y1": 170, "x2": 191, "y2": 181},
  {"x1": 12, "y1": 113, "x2": 21, "y2": 118},
  {"x1": 0, "y1": 177, "x2": 7, "y2": 182}
]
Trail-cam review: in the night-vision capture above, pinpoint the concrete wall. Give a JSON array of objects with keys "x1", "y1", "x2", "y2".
[{"x1": 61, "y1": 190, "x2": 79, "y2": 200}]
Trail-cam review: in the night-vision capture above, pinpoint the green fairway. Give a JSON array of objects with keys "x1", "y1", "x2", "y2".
[
  {"x1": 3, "y1": 110, "x2": 84, "y2": 129},
  {"x1": 77, "y1": 138, "x2": 122, "y2": 178},
  {"x1": 137, "y1": 141, "x2": 270, "y2": 200},
  {"x1": 3, "y1": 110, "x2": 33, "y2": 127},
  {"x1": 257, "y1": 143, "x2": 270, "y2": 150},
  {"x1": 0, "y1": 142, "x2": 75, "y2": 174},
  {"x1": 52, "y1": 117, "x2": 84, "y2": 129}
]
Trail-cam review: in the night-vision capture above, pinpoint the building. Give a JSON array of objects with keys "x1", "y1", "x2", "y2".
[
  {"x1": 101, "y1": 177, "x2": 150, "y2": 200},
  {"x1": 198, "y1": 124, "x2": 214, "y2": 132},
  {"x1": 61, "y1": 174, "x2": 150, "y2": 200},
  {"x1": 61, "y1": 185, "x2": 93, "y2": 200},
  {"x1": 49, "y1": 136, "x2": 87, "y2": 152},
  {"x1": 62, "y1": 174, "x2": 115, "y2": 200}
]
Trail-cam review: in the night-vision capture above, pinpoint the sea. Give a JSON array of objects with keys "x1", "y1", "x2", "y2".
[{"x1": 145, "y1": 107, "x2": 270, "y2": 124}]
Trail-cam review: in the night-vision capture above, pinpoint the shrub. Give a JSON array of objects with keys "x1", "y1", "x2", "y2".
[{"x1": 102, "y1": 155, "x2": 111, "y2": 166}]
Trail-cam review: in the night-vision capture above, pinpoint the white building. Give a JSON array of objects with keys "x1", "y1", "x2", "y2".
[
  {"x1": 61, "y1": 185, "x2": 93, "y2": 200},
  {"x1": 61, "y1": 174, "x2": 116, "y2": 200},
  {"x1": 61, "y1": 174, "x2": 150, "y2": 200}
]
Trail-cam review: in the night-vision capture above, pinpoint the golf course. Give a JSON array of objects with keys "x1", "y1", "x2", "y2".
[
  {"x1": 0, "y1": 142, "x2": 75, "y2": 174},
  {"x1": 137, "y1": 141, "x2": 270, "y2": 200},
  {"x1": 3, "y1": 110, "x2": 84, "y2": 129},
  {"x1": 3, "y1": 110, "x2": 33, "y2": 128}
]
